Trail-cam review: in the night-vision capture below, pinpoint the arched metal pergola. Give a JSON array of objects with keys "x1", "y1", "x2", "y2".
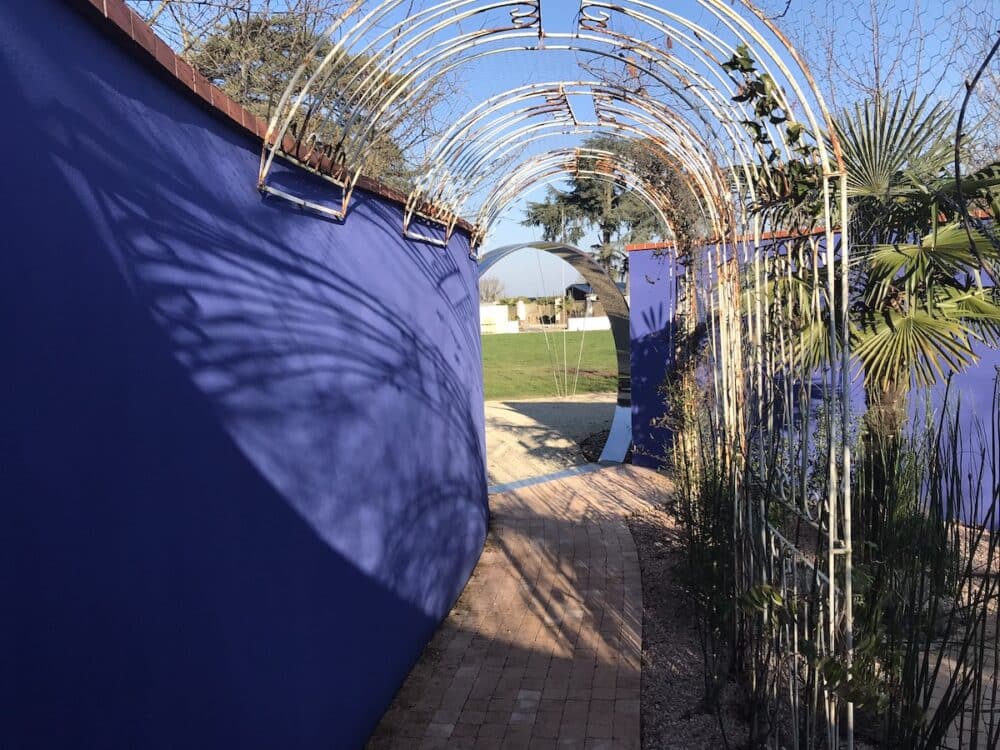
[{"x1": 255, "y1": 3, "x2": 856, "y2": 746}]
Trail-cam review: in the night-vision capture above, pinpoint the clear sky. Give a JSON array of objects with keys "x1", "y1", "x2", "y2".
[
  {"x1": 471, "y1": 0, "x2": 999, "y2": 296},
  {"x1": 132, "y1": 0, "x2": 998, "y2": 296}
]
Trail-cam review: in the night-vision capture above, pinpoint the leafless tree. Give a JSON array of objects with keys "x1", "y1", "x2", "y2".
[
  {"x1": 127, "y1": 0, "x2": 461, "y2": 185},
  {"x1": 754, "y1": 0, "x2": 999, "y2": 166},
  {"x1": 478, "y1": 276, "x2": 505, "y2": 303}
]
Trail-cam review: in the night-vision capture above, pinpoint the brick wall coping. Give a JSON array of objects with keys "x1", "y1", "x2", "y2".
[{"x1": 69, "y1": 0, "x2": 475, "y2": 237}]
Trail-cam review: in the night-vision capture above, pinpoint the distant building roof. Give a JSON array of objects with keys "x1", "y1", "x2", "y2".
[{"x1": 565, "y1": 282, "x2": 626, "y2": 297}]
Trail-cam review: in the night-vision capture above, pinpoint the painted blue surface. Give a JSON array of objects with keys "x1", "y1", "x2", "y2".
[
  {"x1": 629, "y1": 237, "x2": 999, "y2": 523},
  {"x1": 921, "y1": 343, "x2": 1000, "y2": 524},
  {"x1": 0, "y1": 2, "x2": 487, "y2": 747},
  {"x1": 628, "y1": 249, "x2": 679, "y2": 468}
]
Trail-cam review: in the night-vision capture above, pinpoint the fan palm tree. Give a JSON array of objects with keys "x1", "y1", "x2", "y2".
[{"x1": 832, "y1": 92, "x2": 1000, "y2": 432}]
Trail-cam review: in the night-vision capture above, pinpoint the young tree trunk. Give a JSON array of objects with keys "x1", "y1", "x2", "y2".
[{"x1": 858, "y1": 377, "x2": 908, "y2": 551}]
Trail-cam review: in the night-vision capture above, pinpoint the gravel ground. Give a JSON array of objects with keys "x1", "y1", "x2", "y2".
[{"x1": 627, "y1": 500, "x2": 749, "y2": 750}]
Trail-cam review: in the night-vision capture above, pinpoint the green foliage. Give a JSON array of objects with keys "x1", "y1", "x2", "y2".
[
  {"x1": 722, "y1": 43, "x2": 823, "y2": 227},
  {"x1": 848, "y1": 398, "x2": 1000, "y2": 748},
  {"x1": 855, "y1": 223, "x2": 1000, "y2": 388},
  {"x1": 520, "y1": 135, "x2": 698, "y2": 277},
  {"x1": 837, "y1": 92, "x2": 955, "y2": 202},
  {"x1": 725, "y1": 71, "x2": 1000, "y2": 394},
  {"x1": 520, "y1": 191, "x2": 588, "y2": 246}
]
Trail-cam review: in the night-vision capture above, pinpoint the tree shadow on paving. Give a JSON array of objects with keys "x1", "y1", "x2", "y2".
[
  {"x1": 369, "y1": 467, "x2": 738, "y2": 748},
  {"x1": 496, "y1": 398, "x2": 616, "y2": 442},
  {"x1": 368, "y1": 467, "x2": 680, "y2": 748}
]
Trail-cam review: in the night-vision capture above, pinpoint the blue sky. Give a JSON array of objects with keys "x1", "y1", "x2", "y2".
[{"x1": 131, "y1": 0, "x2": 997, "y2": 296}]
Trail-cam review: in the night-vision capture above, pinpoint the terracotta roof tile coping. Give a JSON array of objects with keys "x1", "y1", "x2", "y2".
[
  {"x1": 626, "y1": 225, "x2": 836, "y2": 252},
  {"x1": 627, "y1": 214, "x2": 994, "y2": 252},
  {"x1": 68, "y1": 0, "x2": 475, "y2": 238}
]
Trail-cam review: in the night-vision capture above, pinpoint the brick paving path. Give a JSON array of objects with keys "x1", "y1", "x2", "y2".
[{"x1": 366, "y1": 464, "x2": 672, "y2": 750}]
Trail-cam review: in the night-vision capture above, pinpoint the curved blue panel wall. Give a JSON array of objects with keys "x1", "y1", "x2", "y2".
[
  {"x1": 0, "y1": 2, "x2": 487, "y2": 747},
  {"x1": 629, "y1": 249, "x2": 679, "y2": 468},
  {"x1": 629, "y1": 242, "x2": 998, "y2": 523}
]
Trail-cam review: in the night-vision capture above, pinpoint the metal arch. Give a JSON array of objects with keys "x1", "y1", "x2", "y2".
[
  {"x1": 289, "y1": 32, "x2": 748, "y2": 197},
  {"x1": 407, "y1": 121, "x2": 720, "y2": 245},
  {"x1": 256, "y1": 0, "x2": 844, "y2": 231},
  {"x1": 337, "y1": 33, "x2": 758, "y2": 200},
  {"x1": 260, "y1": 0, "x2": 856, "y2": 744},
  {"x1": 478, "y1": 241, "x2": 633, "y2": 463},
  {"x1": 469, "y1": 147, "x2": 682, "y2": 250},
  {"x1": 403, "y1": 81, "x2": 731, "y2": 241}
]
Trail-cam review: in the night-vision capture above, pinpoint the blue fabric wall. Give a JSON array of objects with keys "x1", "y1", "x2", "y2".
[
  {"x1": 0, "y1": 2, "x2": 487, "y2": 747},
  {"x1": 629, "y1": 240, "x2": 999, "y2": 524},
  {"x1": 923, "y1": 344, "x2": 1000, "y2": 524},
  {"x1": 628, "y1": 249, "x2": 679, "y2": 468}
]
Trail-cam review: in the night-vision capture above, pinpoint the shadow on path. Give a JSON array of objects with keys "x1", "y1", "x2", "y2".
[{"x1": 367, "y1": 465, "x2": 673, "y2": 749}]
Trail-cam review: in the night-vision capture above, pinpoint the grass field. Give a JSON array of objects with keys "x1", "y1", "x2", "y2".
[{"x1": 481, "y1": 330, "x2": 618, "y2": 401}]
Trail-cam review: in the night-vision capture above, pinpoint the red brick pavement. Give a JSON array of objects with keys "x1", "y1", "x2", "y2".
[{"x1": 367, "y1": 465, "x2": 672, "y2": 750}]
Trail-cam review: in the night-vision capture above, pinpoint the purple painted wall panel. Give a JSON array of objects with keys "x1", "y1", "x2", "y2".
[
  {"x1": 628, "y1": 236, "x2": 998, "y2": 524},
  {"x1": 924, "y1": 343, "x2": 1000, "y2": 523},
  {"x1": 0, "y1": 2, "x2": 486, "y2": 747},
  {"x1": 628, "y1": 250, "x2": 680, "y2": 468}
]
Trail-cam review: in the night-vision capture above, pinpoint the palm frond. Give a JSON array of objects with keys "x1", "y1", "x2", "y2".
[
  {"x1": 834, "y1": 91, "x2": 955, "y2": 202},
  {"x1": 853, "y1": 310, "x2": 977, "y2": 387},
  {"x1": 868, "y1": 223, "x2": 999, "y2": 293},
  {"x1": 936, "y1": 288, "x2": 1000, "y2": 347}
]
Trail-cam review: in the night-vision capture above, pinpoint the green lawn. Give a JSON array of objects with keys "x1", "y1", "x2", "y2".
[{"x1": 481, "y1": 330, "x2": 618, "y2": 401}]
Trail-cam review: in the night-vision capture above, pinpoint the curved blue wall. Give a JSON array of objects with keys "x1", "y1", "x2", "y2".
[
  {"x1": 0, "y1": 2, "x2": 487, "y2": 747},
  {"x1": 629, "y1": 249, "x2": 679, "y2": 468}
]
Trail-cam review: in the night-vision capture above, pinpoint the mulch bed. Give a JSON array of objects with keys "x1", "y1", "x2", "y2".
[
  {"x1": 627, "y1": 499, "x2": 749, "y2": 749},
  {"x1": 579, "y1": 428, "x2": 633, "y2": 463}
]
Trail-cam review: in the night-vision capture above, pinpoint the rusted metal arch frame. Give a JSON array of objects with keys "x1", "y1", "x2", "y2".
[
  {"x1": 470, "y1": 147, "x2": 679, "y2": 251},
  {"x1": 581, "y1": 0, "x2": 818, "y2": 168},
  {"x1": 432, "y1": 119, "x2": 721, "y2": 239},
  {"x1": 405, "y1": 88, "x2": 724, "y2": 227},
  {"x1": 342, "y1": 27, "x2": 764, "y2": 196},
  {"x1": 268, "y1": 28, "x2": 756, "y2": 240},
  {"x1": 258, "y1": 0, "x2": 845, "y2": 241},
  {"x1": 321, "y1": 3, "x2": 546, "y2": 161},
  {"x1": 430, "y1": 124, "x2": 714, "y2": 245},
  {"x1": 275, "y1": 0, "x2": 792, "y2": 177},
  {"x1": 380, "y1": 36, "x2": 752, "y2": 250},
  {"x1": 258, "y1": 1, "x2": 543, "y2": 219},
  {"x1": 420, "y1": 80, "x2": 718, "y2": 178},
  {"x1": 259, "y1": 0, "x2": 854, "y2": 742},
  {"x1": 587, "y1": 0, "x2": 843, "y2": 171},
  {"x1": 259, "y1": 23, "x2": 773, "y2": 226},
  {"x1": 379, "y1": 37, "x2": 762, "y2": 245},
  {"x1": 441, "y1": 125, "x2": 722, "y2": 247},
  {"x1": 404, "y1": 99, "x2": 727, "y2": 244},
  {"x1": 336, "y1": 29, "x2": 743, "y2": 190},
  {"x1": 257, "y1": 1, "x2": 838, "y2": 223},
  {"x1": 408, "y1": 81, "x2": 727, "y2": 230}
]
